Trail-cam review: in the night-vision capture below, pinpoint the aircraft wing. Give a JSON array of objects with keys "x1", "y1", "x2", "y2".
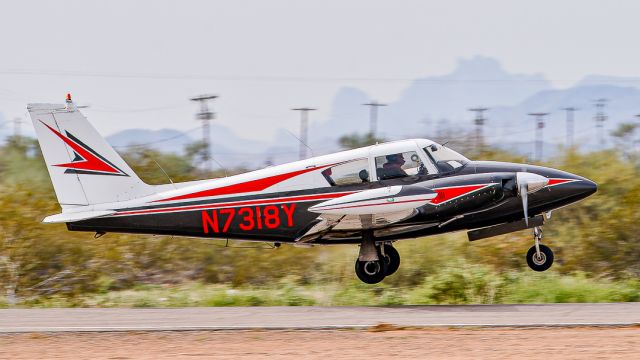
[{"x1": 296, "y1": 185, "x2": 437, "y2": 243}]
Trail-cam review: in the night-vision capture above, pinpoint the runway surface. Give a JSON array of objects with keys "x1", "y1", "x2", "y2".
[{"x1": 1, "y1": 303, "x2": 639, "y2": 332}]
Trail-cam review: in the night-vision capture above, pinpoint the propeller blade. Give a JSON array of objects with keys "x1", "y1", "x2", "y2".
[
  {"x1": 521, "y1": 185, "x2": 529, "y2": 226},
  {"x1": 516, "y1": 172, "x2": 549, "y2": 227}
]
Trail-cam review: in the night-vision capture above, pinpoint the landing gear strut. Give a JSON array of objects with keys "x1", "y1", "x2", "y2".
[{"x1": 526, "y1": 226, "x2": 554, "y2": 272}]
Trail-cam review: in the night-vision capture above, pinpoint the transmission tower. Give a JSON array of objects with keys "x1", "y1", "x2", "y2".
[
  {"x1": 468, "y1": 107, "x2": 489, "y2": 153},
  {"x1": 528, "y1": 112, "x2": 549, "y2": 161},
  {"x1": 593, "y1": 98, "x2": 608, "y2": 149},
  {"x1": 190, "y1": 94, "x2": 218, "y2": 173},
  {"x1": 291, "y1": 107, "x2": 316, "y2": 160},
  {"x1": 561, "y1": 107, "x2": 578, "y2": 147},
  {"x1": 362, "y1": 101, "x2": 387, "y2": 138}
]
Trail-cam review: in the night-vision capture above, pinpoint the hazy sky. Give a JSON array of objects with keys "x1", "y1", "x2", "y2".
[{"x1": 1, "y1": 0, "x2": 639, "y2": 140}]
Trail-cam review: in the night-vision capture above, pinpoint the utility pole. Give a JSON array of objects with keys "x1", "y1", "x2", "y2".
[
  {"x1": 528, "y1": 112, "x2": 549, "y2": 162},
  {"x1": 468, "y1": 107, "x2": 489, "y2": 153},
  {"x1": 362, "y1": 101, "x2": 387, "y2": 138},
  {"x1": 190, "y1": 94, "x2": 218, "y2": 173},
  {"x1": 561, "y1": 107, "x2": 578, "y2": 147},
  {"x1": 11, "y1": 117, "x2": 25, "y2": 148},
  {"x1": 594, "y1": 98, "x2": 608, "y2": 149},
  {"x1": 12, "y1": 117, "x2": 23, "y2": 137},
  {"x1": 291, "y1": 107, "x2": 316, "y2": 160},
  {"x1": 635, "y1": 115, "x2": 640, "y2": 153}
]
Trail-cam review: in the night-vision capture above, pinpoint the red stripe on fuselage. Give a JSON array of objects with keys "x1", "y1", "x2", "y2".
[
  {"x1": 155, "y1": 165, "x2": 333, "y2": 203},
  {"x1": 116, "y1": 191, "x2": 356, "y2": 216}
]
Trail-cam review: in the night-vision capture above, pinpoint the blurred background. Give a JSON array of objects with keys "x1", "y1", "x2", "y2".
[{"x1": 0, "y1": 0, "x2": 639, "y2": 307}]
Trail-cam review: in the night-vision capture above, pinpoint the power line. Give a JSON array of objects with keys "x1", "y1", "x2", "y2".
[
  {"x1": 528, "y1": 112, "x2": 550, "y2": 161},
  {"x1": 291, "y1": 107, "x2": 316, "y2": 160},
  {"x1": 0, "y1": 69, "x2": 584, "y2": 84},
  {"x1": 362, "y1": 101, "x2": 387, "y2": 137},
  {"x1": 190, "y1": 94, "x2": 218, "y2": 173},
  {"x1": 89, "y1": 104, "x2": 188, "y2": 113},
  {"x1": 111, "y1": 127, "x2": 201, "y2": 149}
]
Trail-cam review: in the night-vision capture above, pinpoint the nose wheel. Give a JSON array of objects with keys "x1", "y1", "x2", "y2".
[{"x1": 526, "y1": 226, "x2": 554, "y2": 271}]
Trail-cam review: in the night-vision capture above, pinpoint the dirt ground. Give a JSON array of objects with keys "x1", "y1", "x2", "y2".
[{"x1": 0, "y1": 326, "x2": 638, "y2": 360}]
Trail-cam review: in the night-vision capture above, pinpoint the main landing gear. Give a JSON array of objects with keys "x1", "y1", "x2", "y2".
[
  {"x1": 526, "y1": 226, "x2": 554, "y2": 271},
  {"x1": 355, "y1": 244, "x2": 400, "y2": 284},
  {"x1": 355, "y1": 231, "x2": 400, "y2": 284}
]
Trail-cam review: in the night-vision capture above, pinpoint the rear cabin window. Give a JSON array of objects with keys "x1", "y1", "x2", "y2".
[
  {"x1": 375, "y1": 151, "x2": 424, "y2": 180},
  {"x1": 321, "y1": 159, "x2": 370, "y2": 186}
]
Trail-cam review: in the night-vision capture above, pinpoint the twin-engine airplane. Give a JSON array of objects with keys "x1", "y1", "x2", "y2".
[{"x1": 29, "y1": 95, "x2": 597, "y2": 284}]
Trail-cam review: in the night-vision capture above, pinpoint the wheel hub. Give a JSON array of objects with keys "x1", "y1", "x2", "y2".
[
  {"x1": 363, "y1": 261, "x2": 380, "y2": 275},
  {"x1": 532, "y1": 252, "x2": 546, "y2": 265}
]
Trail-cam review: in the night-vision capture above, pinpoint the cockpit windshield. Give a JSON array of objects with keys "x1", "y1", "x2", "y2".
[{"x1": 424, "y1": 144, "x2": 469, "y2": 173}]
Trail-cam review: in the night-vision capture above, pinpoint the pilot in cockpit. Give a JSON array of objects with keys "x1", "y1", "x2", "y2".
[{"x1": 381, "y1": 153, "x2": 407, "y2": 178}]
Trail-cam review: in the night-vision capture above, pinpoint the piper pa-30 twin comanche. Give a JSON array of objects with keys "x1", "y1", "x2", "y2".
[{"x1": 29, "y1": 95, "x2": 597, "y2": 284}]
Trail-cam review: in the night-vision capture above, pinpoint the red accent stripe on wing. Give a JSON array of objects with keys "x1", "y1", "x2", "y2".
[
  {"x1": 155, "y1": 165, "x2": 332, "y2": 202},
  {"x1": 429, "y1": 184, "x2": 489, "y2": 205},
  {"x1": 40, "y1": 121, "x2": 121, "y2": 174},
  {"x1": 313, "y1": 197, "x2": 430, "y2": 211}
]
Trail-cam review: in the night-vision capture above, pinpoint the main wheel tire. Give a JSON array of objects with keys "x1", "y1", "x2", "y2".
[
  {"x1": 381, "y1": 245, "x2": 400, "y2": 276},
  {"x1": 355, "y1": 259, "x2": 387, "y2": 284},
  {"x1": 526, "y1": 244, "x2": 554, "y2": 272}
]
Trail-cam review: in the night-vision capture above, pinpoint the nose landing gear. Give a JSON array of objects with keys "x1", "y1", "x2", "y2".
[{"x1": 526, "y1": 226, "x2": 554, "y2": 271}]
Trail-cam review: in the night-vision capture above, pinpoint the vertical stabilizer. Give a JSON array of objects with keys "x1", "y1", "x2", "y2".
[{"x1": 28, "y1": 95, "x2": 154, "y2": 209}]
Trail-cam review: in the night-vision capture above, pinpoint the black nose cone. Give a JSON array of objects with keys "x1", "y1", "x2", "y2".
[
  {"x1": 571, "y1": 177, "x2": 598, "y2": 199},
  {"x1": 585, "y1": 179, "x2": 598, "y2": 195}
]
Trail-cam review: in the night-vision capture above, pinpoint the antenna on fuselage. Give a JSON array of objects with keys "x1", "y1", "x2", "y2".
[
  {"x1": 284, "y1": 128, "x2": 315, "y2": 159},
  {"x1": 152, "y1": 160, "x2": 177, "y2": 189},
  {"x1": 440, "y1": 140, "x2": 451, "y2": 147},
  {"x1": 210, "y1": 155, "x2": 229, "y2": 178}
]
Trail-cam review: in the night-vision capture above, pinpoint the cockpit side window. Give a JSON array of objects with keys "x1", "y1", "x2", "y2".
[
  {"x1": 375, "y1": 151, "x2": 426, "y2": 180},
  {"x1": 321, "y1": 158, "x2": 370, "y2": 186}
]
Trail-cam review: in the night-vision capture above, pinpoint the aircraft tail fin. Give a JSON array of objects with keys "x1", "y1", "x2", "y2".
[{"x1": 28, "y1": 95, "x2": 155, "y2": 209}]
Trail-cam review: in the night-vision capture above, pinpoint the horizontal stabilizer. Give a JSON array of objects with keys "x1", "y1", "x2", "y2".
[{"x1": 43, "y1": 210, "x2": 116, "y2": 223}]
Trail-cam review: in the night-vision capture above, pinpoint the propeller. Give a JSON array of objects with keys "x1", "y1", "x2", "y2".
[{"x1": 516, "y1": 172, "x2": 549, "y2": 226}]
